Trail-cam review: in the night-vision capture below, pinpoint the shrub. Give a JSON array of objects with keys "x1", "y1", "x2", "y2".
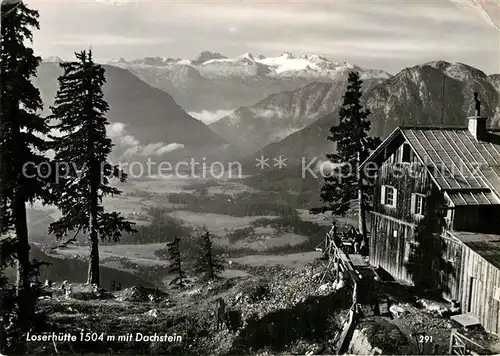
[
  {"x1": 227, "y1": 227, "x2": 255, "y2": 244},
  {"x1": 241, "y1": 278, "x2": 271, "y2": 303}
]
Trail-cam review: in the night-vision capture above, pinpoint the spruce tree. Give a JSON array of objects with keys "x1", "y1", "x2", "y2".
[
  {"x1": 48, "y1": 50, "x2": 136, "y2": 286},
  {"x1": 311, "y1": 71, "x2": 380, "y2": 241},
  {"x1": 1, "y1": 0, "x2": 50, "y2": 332},
  {"x1": 194, "y1": 230, "x2": 224, "y2": 281},
  {"x1": 166, "y1": 237, "x2": 186, "y2": 288}
]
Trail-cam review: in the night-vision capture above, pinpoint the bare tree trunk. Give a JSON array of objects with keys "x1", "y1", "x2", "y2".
[
  {"x1": 86, "y1": 237, "x2": 99, "y2": 285},
  {"x1": 0, "y1": 324, "x2": 5, "y2": 354},
  {"x1": 176, "y1": 259, "x2": 183, "y2": 287},
  {"x1": 207, "y1": 237, "x2": 214, "y2": 280},
  {"x1": 14, "y1": 190, "x2": 33, "y2": 337},
  {"x1": 0, "y1": 107, "x2": 6, "y2": 355},
  {"x1": 86, "y1": 59, "x2": 100, "y2": 286},
  {"x1": 357, "y1": 152, "x2": 368, "y2": 243},
  {"x1": 87, "y1": 160, "x2": 100, "y2": 286},
  {"x1": 11, "y1": 99, "x2": 33, "y2": 340},
  {"x1": 358, "y1": 188, "x2": 367, "y2": 241}
]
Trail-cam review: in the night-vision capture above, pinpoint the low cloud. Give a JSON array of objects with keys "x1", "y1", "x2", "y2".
[
  {"x1": 107, "y1": 122, "x2": 184, "y2": 159},
  {"x1": 188, "y1": 110, "x2": 234, "y2": 124}
]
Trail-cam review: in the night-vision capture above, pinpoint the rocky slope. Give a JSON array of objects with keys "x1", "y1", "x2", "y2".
[
  {"x1": 209, "y1": 79, "x2": 383, "y2": 150},
  {"x1": 241, "y1": 61, "x2": 500, "y2": 171},
  {"x1": 20, "y1": 255, "x2": 477, "y2": 356},
  {"x1": 488, "y1": 74, "x2": 500, "y2": 95},
  {"x1": 365, "y1": 61, "x2": 500, "y2": 137},
  {"x1": 34, "y1": 62, "x2": 238, "y2": 163},
  {"x1": 107, "y1": 51, "x2": 391, "y2": 112},
  {"x1": 26, "y1": 260, "x2": 350, "y2": 355}
]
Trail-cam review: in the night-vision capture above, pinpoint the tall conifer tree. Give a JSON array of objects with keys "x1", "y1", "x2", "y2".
[
  {"x1": 0, "y1": 0, "x2": 49, "y2": 330},
  {"x1": 48, "y1": 50, "x2": 136, "y2": 286},
  {"x1": 194, "y1": 230, "x2": 224, "y2": 281},
  {"x1": 311, "y1": 71, "x2": 380, "y2": 241},
  {"x1": 166, "y1": 237, "x2": 186, "y2": 288}
]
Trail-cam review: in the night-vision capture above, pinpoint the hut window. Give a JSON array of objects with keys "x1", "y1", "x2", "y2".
[
  {"x1": 401, "y1": 143, "x2": 412, "y2": 163},
  {"x1": 381, "y1": 185, "x2": 397, "y2": 208},
  {"x1": 394, "y1": 148, "x2": 401, "y2": 163},
  {"x1": 411, "y1": 193, "x2": 425, "y2": 216}
]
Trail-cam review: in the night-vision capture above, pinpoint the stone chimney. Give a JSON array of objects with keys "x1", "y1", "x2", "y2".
[
  {"x1": 468, "y1": 92, "x2": 487, "y2": 140},
  {"x1": 468, "y1": 116, "x2": 487, "y2": 140}
]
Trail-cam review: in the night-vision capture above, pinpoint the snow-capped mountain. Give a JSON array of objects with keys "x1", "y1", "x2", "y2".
[
  {"x1": 43, "y1": 56, "x2": 64, "y2": 63},
  {"x1": 106, "y1": 51, "x2": 391, "y2": 112},
  {"x1": 192, "y1": 50, "x2": 227, "y2": 64},
  {"x1": 109, "y1": 51, "x2": 391, "y2": 79},
  {"x1": 238, "y1": 61, "x2": 500, "y2": 172}
]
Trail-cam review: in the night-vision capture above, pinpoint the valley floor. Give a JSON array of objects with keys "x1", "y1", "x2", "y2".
[{"x1": 21, "y1": 177, "x2": 497, "y2": 355}]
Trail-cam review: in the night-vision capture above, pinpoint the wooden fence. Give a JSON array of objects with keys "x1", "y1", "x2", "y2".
[
  {"x1": 330, "y1": 238, "x2": 361, "y2": 355},
  {"x1": 449, "y1": 329, "x2": 491, "y2": 355}
]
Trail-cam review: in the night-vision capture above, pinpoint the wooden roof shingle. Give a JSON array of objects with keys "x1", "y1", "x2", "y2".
[
  {"x1": 450, "y1": 231, "x2": 500, "y2": 270},
  {"x1": 361, "y1": 126, "x2": 500, "y2": 206}
]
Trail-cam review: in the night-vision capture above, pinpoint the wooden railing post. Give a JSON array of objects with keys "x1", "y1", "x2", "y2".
[
  {"x1": 449, "y1": 329, "x2": 490, "y2": 355},
  {"x1": 449, "y1": 330, "x2": 455, "y2": 354}
]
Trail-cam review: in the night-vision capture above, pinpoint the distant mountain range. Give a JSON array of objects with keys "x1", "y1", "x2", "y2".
[
  {"x1": 239, "y1": 61, "x2": 500, "y2": 173},
  {"x1": 34, "y1": 62, "x2": 238, "y2": 164},
  {"x1": 209, "y1": 79, "x2": 385, "y2": 150},
  {"x1": 39, "y1": 54, "x2": 499, "y2": 179},
  {"x1": 104, "y1": 51, "x2": 391, "y2": 112}
]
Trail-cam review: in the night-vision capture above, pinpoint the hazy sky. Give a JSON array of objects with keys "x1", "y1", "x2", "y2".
[{"x1": 27, "y1": 0, "x2": 500, "y2": 74}]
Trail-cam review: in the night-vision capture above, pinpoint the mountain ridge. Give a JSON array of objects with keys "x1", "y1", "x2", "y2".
[
  {"x1": 101, "y1": 51, "x2": 391, "y2": 112},
  {"x1": 107, "y1": 51, "x2": 392, "y2": 79},
  {"x1": 238, "y1": 60, "x2": 500, "y2": 174},
  {"x1": 33, "y1": 62, "x2": 238, "y2": 164},
  {"x1": 209, "y1": 79, "x2": 384, "y2": 150}
]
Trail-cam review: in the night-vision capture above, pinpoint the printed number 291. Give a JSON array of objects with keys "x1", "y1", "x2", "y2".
[{"x1": 419, "y1": 335, "x2": 433, "y2": 343}]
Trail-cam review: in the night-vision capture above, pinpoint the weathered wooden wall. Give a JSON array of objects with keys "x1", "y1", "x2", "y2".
[
  {"x1": 373, "y1": 159, "x2": 432, "y2": 223},
  {"x1": 370, "y1": 147, "x2": 434, "y2": 284},
  {"x1": 458, "y1": 247, "x2": 500, "y2": 336},
  {"x1": 370, "y1": 213, "x2": 462, "y2": 301},
  {"x1": 370, "y1": 212, "x2": 415, "y2": 283},
  {"x1": 439, "y1": 235, "x2": 463, "y2": 302},
  {"x1": 368, "y1": 134, "x2": 500, "y2": 336}
]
